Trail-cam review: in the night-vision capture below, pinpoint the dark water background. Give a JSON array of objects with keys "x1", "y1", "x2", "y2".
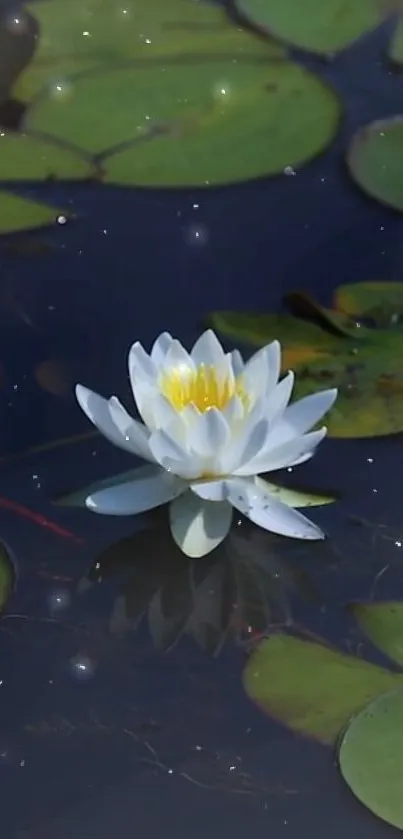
[{"x1": 0, "y1": 3, "x2": 402, "y2": 837}]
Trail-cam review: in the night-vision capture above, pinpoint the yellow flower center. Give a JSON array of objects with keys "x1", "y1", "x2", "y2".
[{"x1": 160, "y1": 363, "x2": 247, "y2": 413}]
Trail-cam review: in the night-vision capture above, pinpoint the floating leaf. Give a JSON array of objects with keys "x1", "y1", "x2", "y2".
[
  {"x1": 26, "y1": 61, "x2": 340, "y2": 187},
  {"x1": 339, "y1": 688, "x2": 403, "y2": 829},
  {"x1": 15, "y1": 0, "x2": 283, "y2": 101},
  {"x1": 0, "y1": 7, "x2": 37, "y2": 104},
  {"x1": 0, "y1": 132, "x2": 94, "y2": 180},
  {"x1": 234, "y1": 0, "x2": 382, "y2": 55},
  {"x1": 0, "y1": 541, "x2": 15, "y2": 610},
  {"x1": 350, "y1": 601, "x2": 403, "y2": 667},
  {"x1": 0, "y1": 191, "x2": 71, "y2": 234},
  {"x1": 255, "y1": 476, "x2": 337, "y2": 508},
  {"x1": 347, "y1": 116, "x2": 403, "y2": 212},
  {"x1": 209, "y1": 281, "x2": 403, "y2": 437},
  {"x1": 243, "y1": 634, "x2": 403, "y2": 744}
]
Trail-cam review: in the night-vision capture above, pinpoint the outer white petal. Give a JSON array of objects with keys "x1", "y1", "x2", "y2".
[
  {"x1": 85, "y1": 467, "x2": 186, "y2": 516},
  {"x1": 76, "y1": 385, "x2": 154, "y2": 461},
  {"x1": 190, "y1": 329, "x2": 225, "y2": 367},
  {"x1": 233, "y1": 427, "x2": 327, "y2": 476},
  {"x1": 190, "y1": 478, "x2": 227, "y2": 501},
  {"x1": 226, "y1": 477, "x2": 325, "y2": 540},
  {"x1": 217, "y1": 408, "x2": 269, "y2": 474},
  {"x1": 266, "y1": 388, "x2": 338, "y2": 448},
  {"x1": 265, "y1": 371, "x2": 294, "y2": 427},
  {"x1": 188, "y1": 408, "x2": 230, "y2": 458},
  {"x1": 169, "y1": 491, "x2": 232, "y2": 558},
  {"x1": 242, "y1": 340, "x2": 281, "y2": 402},
  {"x1": 128, "y1": 341, "x2": 156, "y2": 383},
  {"x1": 230, "y1": 349, "x2": 244, "y2": 377},
  {"x1": 150, "y1": 332, "x2": 174, "y2": 365}
]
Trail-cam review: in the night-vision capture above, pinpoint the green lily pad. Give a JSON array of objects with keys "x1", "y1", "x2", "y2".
[
  {"x1": 0, "y1": 541, "x2": 15, "y2": 610},
  {"x1": 15, "y1": 0, "x2": 283, "y2": 102},
  {"x1": 209, "y1": 281, "x2": 403, "y2": 437},
  {"x1": 347, "y1": 116, "x2": 403, "y2": 212},
  {"x1": 26, "y1": 61, "x2": 340, "y2": 187},
  {"x1": 0, "y1": 191, "x2": 71, "y2": 234},
  {"x1": 243, "y1": 634, "x2": 403, "y2": 744},
  {"x1": 339, "y1": 688, "x2": 403, "y2": 829},
  {"x1": 350, "y1": 601, "x2": 403, "y2": 667},
  {"x1": 386, "y1": 15, "x2": 403, "y2": 66},
  {"x1": 0, "y1": 132, "x2": 95, "y2": 180},
  {"x1": 234, "y1": 0, "x2": 382, "y2": 55}
]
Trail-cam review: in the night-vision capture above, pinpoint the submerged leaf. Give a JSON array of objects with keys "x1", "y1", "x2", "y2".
[
  {"x1": 243, "y1": 634, "x2": 403, "y2": 744},
  {"x1": 0, "y1": 541, "x2": 15, "y2": 610},
  {"x1": 339, "y1": 688, "x2": 403, "y2": 829}
]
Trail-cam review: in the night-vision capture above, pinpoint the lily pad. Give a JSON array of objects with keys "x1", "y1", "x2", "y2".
[
  {"x1": 243, "y1": 633, "x2": 403, "y2": 744},
  {"x1": 0, "y1": 191, "x2": 71, "y2": 234},
  {"x1": 25, "y1": 61, "x2": 340, "y2": 187},
  {"x1": 15, "y1": 0, "x2": 283, "y2": 102},
  {"x1": 0, "y1": 132, "x2": 95, "y2": 180},
  {"x1": 209, "y1": 281, "x2": 403, "y2": 437},
  {"x1": 339, "y1": 688, "x2": 403, "y2": 829},
  {"x1": 350, "y1": 601, "x2": 403, "y2": 667},
  {"x1": 386, "y1": 15, "x2": 403, "y2": 66},
  {"x1": 234, "y1": 0, "x2": 382, "y2": 55},
  {"x1": 347, "y1": 117, "x2": 403, "y2": 212}
]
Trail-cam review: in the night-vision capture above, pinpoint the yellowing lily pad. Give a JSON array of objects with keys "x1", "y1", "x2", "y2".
[
  {"x1": 234, "y1": 0, "x2": 382, "y2": 55},
  {"x1": 350, "y1": 601, "x2": 403, "y2": 667},
  {"x1": 339, "y1": 688, "x2": 403, "y2": 829},
  {"x1": 209, "y1": 282, "x2": 403, "y2": 437},
  {"x1": 25, "y1": 61, "x2": 340, "y2": 187},
  {"x1": 0, "y1": 132, "x2": 95, "y2": 180},
  {"x1": 347, "y1": 117, "x2": 403, "y2": 212},
  {"x1": 0, "y1": 191, "x2": 71, "y2": 233},
  {"x1": 15, "y1": 0, "x2": 283, "y2": 102},
  {"x1": 243, "y1": 634, "x2": 403, "y2": 744}
]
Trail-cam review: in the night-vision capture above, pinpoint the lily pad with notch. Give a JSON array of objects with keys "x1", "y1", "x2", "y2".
[
  {"x1": 209, "y1": 281, "x2": 403, "y2": 437},
  {"x1": 0, "y1": 191, "x2": 72, "y2": 234}
]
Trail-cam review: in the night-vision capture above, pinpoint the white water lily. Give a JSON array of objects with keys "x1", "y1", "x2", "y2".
[{"x1": 75, "y1": 330, "x2": 337, "y2": 558}]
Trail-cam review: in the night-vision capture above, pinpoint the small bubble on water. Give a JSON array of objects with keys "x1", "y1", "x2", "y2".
[
  {"x1": 70, "y1": 653, "x2": 97, "y2": 680},
  {"x1": 284, "y1": 165, "x2": 296, "y2": 176},
  {"x1": 57, "y1": 215, "x2": 68, "y2": 225},
  {"x1": 5, "y1": 13, "x2": 29, "y2": 34},
  {"x1": 48, "y1": 588, "x2": 71, "y2": 615},
  {"x1": 184, "y1": 223, "x2": 209, "y2": 246}
]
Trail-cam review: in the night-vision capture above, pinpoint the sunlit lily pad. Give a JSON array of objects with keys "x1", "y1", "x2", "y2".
[
  {"x1": 209, "y1": 282, "x2": 403, "y2": 437},
  {"x1": 347, "y1": 117, "x2": 403, "y2": 212},
  {"x1": 243, "y1": 634, "x2": 403, "y2": 744},
  {"x1": 350, "y1": 601, "x2": 403, "y2": 667},
  {"x1": 339, "y1": 688, "x2": 403, "y2": 829},
  {"x1": 0, "y1": 191, "x2": 71, "y2": 233},
  {"x1": 15, "y1": 0, "x2": 283, "y2": 102},
  {"x1": 234, "y1": 0, "x2": 382, "y2": 55},
  {"x1": 26, "y1": 62, "x2": 340, "y2": 187},
  {"x1": 0, "y1": 132, "x2": 95, "y2": 180}
]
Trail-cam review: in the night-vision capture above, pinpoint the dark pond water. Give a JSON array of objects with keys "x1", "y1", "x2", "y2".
[{"x1": 1, "y1": 1, "x2": 403, "y2": 837}]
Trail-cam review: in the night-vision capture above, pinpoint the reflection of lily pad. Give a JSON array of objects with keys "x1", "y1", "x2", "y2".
[
  {"x1": 0, "y1": 541, "x2": 15, "y2": 610},
  {"x1": 243, "y1": 631, "x2": 403, "y2": 745},
  {"x1": 347, "y1": 117, "x2": 403, "y2": 212},
  {"x1": 26, "y1": 61, "x2": 340, "y2": 187},
  {"x1": 234, "y1": 0, "x2": 382, "y2": 55},
  {"x1": 0, "y1": 132, "x2": 95, "y2": 180},
  {"x1": 339, "y1": 688, "x2": 403, "y2": 829},
  {"x1": 0, "y1": 191, "x2": 71, "y2": 233},
  {"x1": 15, "y1": 0, "x2": 283, "y2": 102},
  {"x1": 209, "y1": 282, "x2": 403, "y2": 437}
]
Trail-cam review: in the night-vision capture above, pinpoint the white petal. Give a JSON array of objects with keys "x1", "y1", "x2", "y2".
[
  {"x1": 265, "y1": 340, "x2": 281, "y2": 393},
  {"x1": 190, "y1": 479, "x2": 227, "y2": 501},
  {"x1": 230, "y1": 349, "x2": 244, "y2": 377},
  {"x1": 265, "y1": 371, "x2": 294, "y2": 426},
  {"x1": 217, "y1": 408, "x2": 268, "y2": 474},
  {"x1": 190, "y1": 329, "x2": 225, "y2": 367},
  {"x1": 222, "y1": 395, "x2": 245, "y2": 425},
  {"x1": 243, "y1": 340, "x2": 281, "y2": 402},
  {"x1": 189, "y1": 408, "x2": 230, "y2": 458},
  {"x1": 162, "y1": 340, "x2": 194, "y2": 377},
  {"x1": 268, "y1": 388, "x2": 337, "y2": 448},
  {"x1": 86, "y1": 467, "x2": 185, "y2": 516},
  {"x1": 169, "y1": 491, "x2": 232, "y2": 557},
  {"x1": 128, "y1": 341, "x2": 156, "y2": 383},
  {"x1": 149, "y1": 429, "x2": 204, "y2": 479},
  {"x1": 76, "y1": 385, "x2": 154, "y2": 461},
  {"x1": 150, "y1": 332, "x2": 174, "y2": 365},
  {"x1": 226, "y1": 477, "x2": 325, "y2": 540},
  {"x1": 234, "y1": 427, "x2": 327, "y2": 476}
]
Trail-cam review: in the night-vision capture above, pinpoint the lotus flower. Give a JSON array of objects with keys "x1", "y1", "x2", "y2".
[{"x1": 75, "y1": 330, "x2": 337, "y2": 558}]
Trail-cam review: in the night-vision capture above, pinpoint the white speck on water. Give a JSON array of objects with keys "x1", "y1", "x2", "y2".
[{"x1": 284, "y1": 165, "x2": 296, "y2": 176}]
